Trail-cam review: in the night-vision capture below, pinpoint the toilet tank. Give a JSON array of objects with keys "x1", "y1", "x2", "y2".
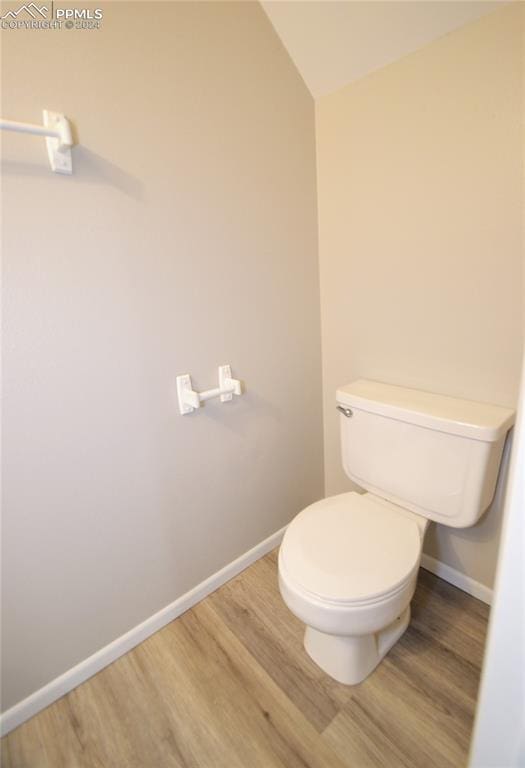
[{"x1": 336, "y1": 380, "x2": 515, "y2": 528}]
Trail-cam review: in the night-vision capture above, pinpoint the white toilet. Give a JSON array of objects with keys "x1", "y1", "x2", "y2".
[{"x1": 278, "y1": 379, "x2": 514, "y2": 685}]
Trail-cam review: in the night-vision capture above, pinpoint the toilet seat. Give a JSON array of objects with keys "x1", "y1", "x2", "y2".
[{"x1": 280, "y1": 492, "x2": 423, "y2": 606}]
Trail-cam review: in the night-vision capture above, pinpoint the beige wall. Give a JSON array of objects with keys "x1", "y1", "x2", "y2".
[
  {"x1": 1, "y1": 1, "x2": 322, "y2": 711},
  {"x1": 316, "y1": 4, "x2": 523, "y2": 589}
]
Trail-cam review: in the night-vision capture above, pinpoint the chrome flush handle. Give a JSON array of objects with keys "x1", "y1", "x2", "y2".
[{"x1": 336, "y1": 405, "x2": 353, "y2": 418}]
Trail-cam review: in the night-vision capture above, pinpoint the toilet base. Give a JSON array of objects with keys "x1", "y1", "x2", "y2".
[{"x1": 304, "y1": 606, "x2": 411, "y2": 685}]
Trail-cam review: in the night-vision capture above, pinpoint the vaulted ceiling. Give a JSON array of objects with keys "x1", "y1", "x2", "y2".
[{"x1": 261, "y1": 1, "x2": 507, "y2": 97}]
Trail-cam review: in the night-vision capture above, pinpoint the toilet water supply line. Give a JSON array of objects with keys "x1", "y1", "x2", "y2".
[{"x1": 176, "y1": 365, "x2": 242, "y2": 415}]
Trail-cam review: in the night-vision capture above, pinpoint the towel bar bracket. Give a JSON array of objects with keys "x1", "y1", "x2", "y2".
[
  {"x1": 0, "y1": 110, "x2": 73, "y2": 174},
  {"x1": 43, "y1": 111, "x2": 73, "y2": 174}
]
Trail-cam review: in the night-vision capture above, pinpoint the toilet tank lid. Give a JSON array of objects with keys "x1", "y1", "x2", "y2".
[{"x1": 336, "y1": 380, "x2": 515, "y2": 442}]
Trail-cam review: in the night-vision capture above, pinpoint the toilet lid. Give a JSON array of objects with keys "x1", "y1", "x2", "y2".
[{"x1": 280, "y1": 492, "x2": 422, "y2": 604}]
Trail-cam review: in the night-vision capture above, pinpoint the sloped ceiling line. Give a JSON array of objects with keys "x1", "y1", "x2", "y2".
[{"x1": 261, "y1": 1, "x2": 507, "y2": 98}]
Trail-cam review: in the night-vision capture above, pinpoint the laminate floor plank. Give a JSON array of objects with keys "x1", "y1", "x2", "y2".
[
  {"x1": 1, "y1": 553, "x2": 489, "y2": 768},
  {"x1": 208, "y1": 550, "x2": 354, "y2": 731},
  {"x1": 324, "y1": 659, "x2": 468, "y2": 768},
  {"x1": 411, "y1": 569, "x2": 489, "y2": 666}
]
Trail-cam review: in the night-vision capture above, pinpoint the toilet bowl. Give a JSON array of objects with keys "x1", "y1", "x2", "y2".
[
  {"x1": 278, "y1": 492, "x2": 428, "y2": 684},
  {"x1": 277, "y1": 379, "x2": 514, "y2": 685}
]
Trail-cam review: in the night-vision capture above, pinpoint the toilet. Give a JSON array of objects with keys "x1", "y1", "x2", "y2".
[{"x1": 278, "y1": 379, "x2": 514, "y2": 685}]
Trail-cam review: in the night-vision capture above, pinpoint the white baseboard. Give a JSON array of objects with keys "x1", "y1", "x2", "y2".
[
  {"x1": 420, "y1": 553, "x2": 493, "y2": 605},
  {"x1": 0, "y1": 526, "x2": 286, "y2": 737}
]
